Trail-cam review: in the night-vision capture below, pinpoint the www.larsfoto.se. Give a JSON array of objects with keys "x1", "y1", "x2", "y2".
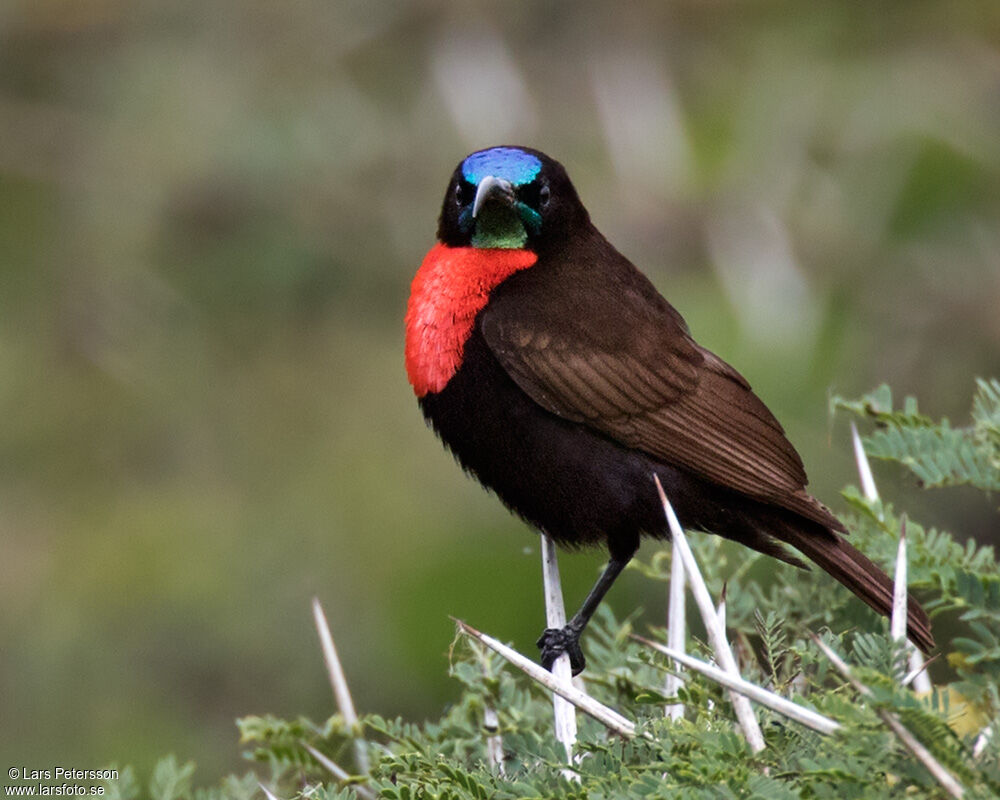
[{"x1": 6, "y1": 786, "x2": 107, "y2": 797}]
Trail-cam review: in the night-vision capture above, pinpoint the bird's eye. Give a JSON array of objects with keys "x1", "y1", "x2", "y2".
[
  {"x1": 454, "y1": 181, "x2": 474, "y2": 208},
  {"x1": 539, "y1": 183, "x2": 551, "y2": 209}
]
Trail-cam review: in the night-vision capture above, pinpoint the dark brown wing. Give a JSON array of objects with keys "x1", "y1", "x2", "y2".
[{"x1": 480, "y1": 264, "x2": 839, "y2": 530}]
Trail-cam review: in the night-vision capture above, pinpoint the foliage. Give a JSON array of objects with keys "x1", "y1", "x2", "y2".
[
  {"x1": 97, "y1": 383, "x2": 1000, "y2": 798},
  {"x1": 831, "y1": 379, "x2": 1000, "y2": 491},
  {"x1": 6, "y1": 0, "x2": 1000, "y2": 771}
]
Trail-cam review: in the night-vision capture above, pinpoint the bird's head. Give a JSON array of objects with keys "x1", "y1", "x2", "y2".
[{"x1": 437, "y1": 146, "x2": 587, "y2": 250}]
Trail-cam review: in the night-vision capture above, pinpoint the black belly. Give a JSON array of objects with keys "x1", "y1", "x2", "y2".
[{"x1": 418, "y1": 329, "x2": 779, "y2": 562}]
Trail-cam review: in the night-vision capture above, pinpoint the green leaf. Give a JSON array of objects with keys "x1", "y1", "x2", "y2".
[
  {"x1": 102, "y1": 766, "x2": 141, "y2": 800},
  {"x1": 149, "y1": 756, "x2": 196, "y2": 800},
  {"x1": 834, "y1": 381, "x2": 1000, "y2": 490}
]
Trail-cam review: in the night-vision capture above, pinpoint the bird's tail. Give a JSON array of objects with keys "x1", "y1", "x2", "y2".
[{"x1": 777, "y1": 524, "x2": 934, "y2": 654}]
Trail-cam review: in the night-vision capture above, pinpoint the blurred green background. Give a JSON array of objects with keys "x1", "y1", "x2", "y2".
[{"x1": 2, "y1": 0, "x2": 999, "y2": 778}]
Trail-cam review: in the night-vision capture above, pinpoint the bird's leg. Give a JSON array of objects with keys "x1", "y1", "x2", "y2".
[{"x1": 537, "y1": 556, "x2": 630, "y2": 675}]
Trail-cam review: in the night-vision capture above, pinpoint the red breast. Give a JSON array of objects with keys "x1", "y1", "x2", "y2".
[{"x1": 405, "y1": 243, "x2": 537, "y2": 397}]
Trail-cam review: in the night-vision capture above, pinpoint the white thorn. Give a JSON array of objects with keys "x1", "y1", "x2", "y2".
[
  {"x1": 891, "y1": 520, "x2": 909, "y2": 646},
  {"x1": 455, "y1": 618, "x2": 638, "y2": 738},
  {"x1": 301, "y1": 743, "x2": 377, "y2": 800},
  {"x1": 664, "y1": 547, "x2": 686, "y2": 721},
  {"x1": 539, "y1": 534, "x2": 579, "y2": 771},
  {"x1": 890, "y1": 519, "x2": 930, "y2": 684},
  {"x1": 635, "y1": 635, "x2": 841, "y2": 736},
  {"x1": 257, "y1": 784, "x2": 282, "y2": 800},
  {"x1": 851, "y1": 421, "x2": 880, "y2": 503},
  {"x1": 973, "y1": 725, "x2": 993, "y2": 759},
  {"x1": 812, "y1": 635, "x2": 964, "y2": 798},
  {"x1": 653, "y1": 475, "x2": 766, "y2": 752},
  {"x1": 312, "y1": 598, "x2": 369, "y2": 773},
  {"x1": 483, "y1": 704, "x2": 505, "y2": 775},
  {"x1": 902, "y1": 650, "x2": 933, "y2": 689}
]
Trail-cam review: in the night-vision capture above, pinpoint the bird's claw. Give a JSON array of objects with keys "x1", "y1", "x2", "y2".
[{"x1": 536, "y1": 626, "x2": 586, "y2": 675}]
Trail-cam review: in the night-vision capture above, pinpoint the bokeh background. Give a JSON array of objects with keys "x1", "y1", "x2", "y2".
[{"x1": 3, "y1": 0, "x2": 999, "y2": 778}]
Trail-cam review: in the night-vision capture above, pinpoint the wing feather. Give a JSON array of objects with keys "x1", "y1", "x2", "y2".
[{"x1": 480, "y1": 279, "x2": 834, "y2": 527}]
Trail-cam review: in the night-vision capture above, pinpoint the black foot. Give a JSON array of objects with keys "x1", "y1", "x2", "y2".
[{"x1": 536, "y1": 626, "x2": 586, "y2": 675}]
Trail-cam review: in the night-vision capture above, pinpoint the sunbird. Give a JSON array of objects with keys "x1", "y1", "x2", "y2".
[{"x1": 405, "y1": 146, "x2": 933, "y2": 674}]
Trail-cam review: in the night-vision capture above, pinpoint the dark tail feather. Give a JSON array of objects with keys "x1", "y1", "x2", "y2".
[{"x1": 777, "y1": 525, "x2": 934, "y2": 654}]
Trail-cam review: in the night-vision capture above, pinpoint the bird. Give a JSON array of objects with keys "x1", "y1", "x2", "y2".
[{"x1": 404, "y1": 145, "x2": 933, "y2": 675}]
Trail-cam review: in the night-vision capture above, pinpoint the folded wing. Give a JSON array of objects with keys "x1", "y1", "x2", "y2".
[{"x1": 480, "y1": 276, "x2": 841, "y2": 531}]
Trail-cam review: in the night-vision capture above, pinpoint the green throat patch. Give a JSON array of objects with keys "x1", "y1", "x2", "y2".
[{"x1": 471, "y1": 204, "x2": 528, "y2": 249}]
